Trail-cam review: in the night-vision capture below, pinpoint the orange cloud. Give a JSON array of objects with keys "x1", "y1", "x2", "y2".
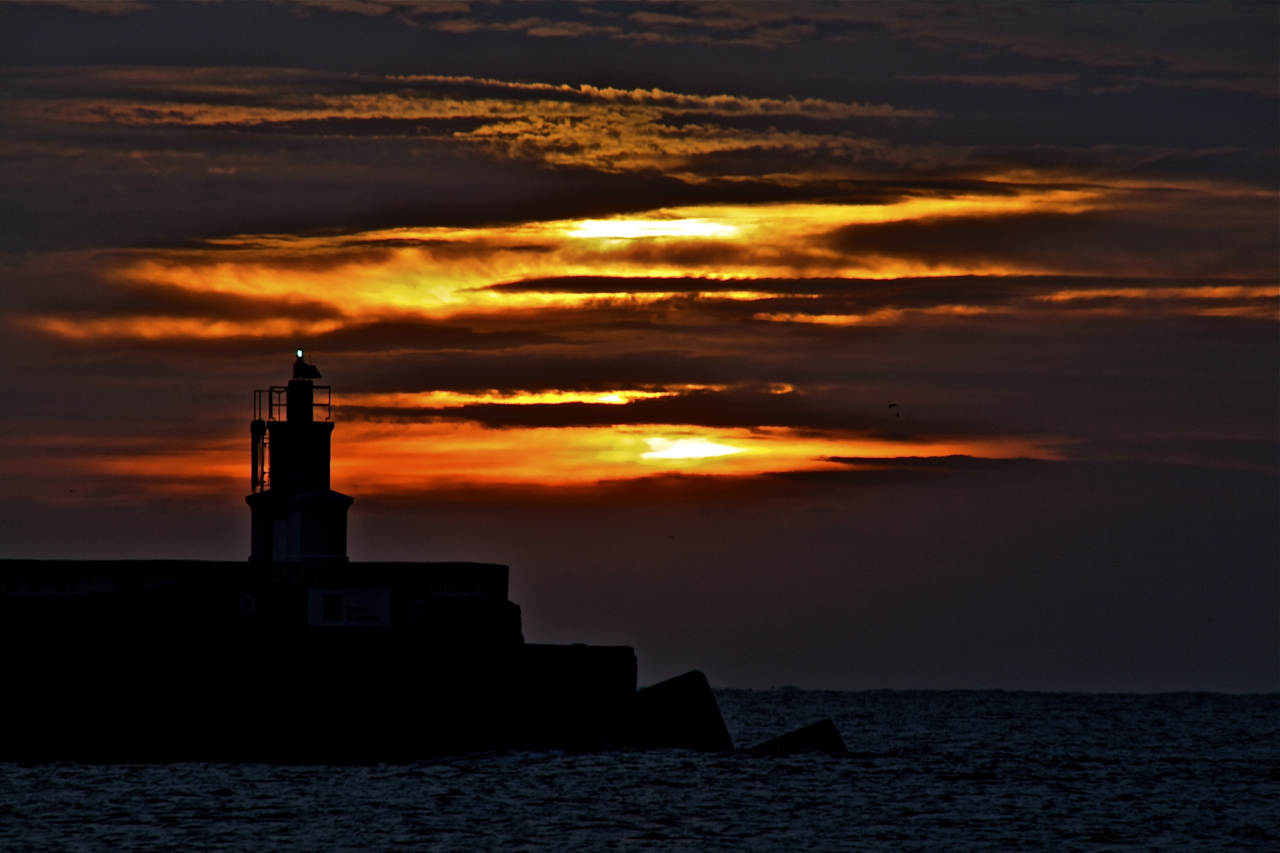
[
  {"x1": 1037, "y1": 285, "x2": 1278, "y2": 302},
  {"x1": 26, "y1": 316, "x2": 345, "y2": 341},
  {"x1": 25, "y1": 191, "x2": 1095, "y2": 339},
  {"x1": 25, "y1": 188, "x2": 1272, "y2": 344},
  {"x1": 61, "y1": 420, "x2": 1061, "y2": 497},
  {"x1": 336, "y1": 386, "x2": 727, "y2": 409},
  {"x1": 755, "y1": 305, "x2": 1016, "y2": 326}
]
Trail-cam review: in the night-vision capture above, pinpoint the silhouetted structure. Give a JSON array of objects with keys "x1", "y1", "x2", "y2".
[
  {"x1": 752, "y1": 718, "x2": 847, "y2": 754},
  {"x1": 0, "y1": 353, "x2": 764, "y2": 762},
  {"x1": 629, "y1": 670, "x2": 735, "y2": 751},
  {"x1": 246, "y1": 352, "x2": 352, "y2": 563}
]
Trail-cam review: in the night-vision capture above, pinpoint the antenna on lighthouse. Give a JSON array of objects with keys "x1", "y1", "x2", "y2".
[{"x1": 293, "y1": 348, "x2": 322, "y2": 380}]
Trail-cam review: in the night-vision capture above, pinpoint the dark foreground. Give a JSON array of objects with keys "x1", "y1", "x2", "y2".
[{"x1": 2, "y1": 689, "x2": 1275, "y2": 852}]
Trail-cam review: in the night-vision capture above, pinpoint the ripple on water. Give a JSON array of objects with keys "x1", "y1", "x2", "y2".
[{"x1": 1, "y1": 690, "x2": 1276, "y2": 852}]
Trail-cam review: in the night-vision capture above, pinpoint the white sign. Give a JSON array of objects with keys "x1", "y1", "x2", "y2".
[{"x1": 307, "y1": 588, "x2": 391, "y2": 627}]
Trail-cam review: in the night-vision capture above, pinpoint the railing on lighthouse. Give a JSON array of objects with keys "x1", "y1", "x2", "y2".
[{"x1": 250, "y1": 350, "x2": 331, "y2": 494}]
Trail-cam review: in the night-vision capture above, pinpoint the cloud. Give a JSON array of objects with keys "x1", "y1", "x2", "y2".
[
  {"x1": 392, "y1": 0, "x2": 1280, "y2": 92},
  {"x1": 1083, "y1": 75, "x2": 1279, "y2": 98},
  {"x1": 33, "y1": 0, "x2": 1276, "y2": 83},
  {"x1": 54, "y1": 417, "x2": 1058, "y2": 498},
  {"x1": 901, "y1": 74, "x2": 1080, "y2": 91},
  {"x1": 292, "y1": 1, "x2": 394, "y2": 18},
  {"x1": 19, "y1": 181, "x2": 1274, "y2": 353},
  {"x1": 32, "y1": 1, "x2": 150, "y2": 14},
  {"x1": 6, "y1": 66, "x2": 935, "y2": 180},
  {"x1": 819, "y1": 187, "x2": 1280, "y2": 279},
  {"x1": 15, "y1": 66, "x2": 930, "y2": 120},
  {"x1": 607, "y1": 2, "x2": 1278, "y2": 76},
  {"x1": 4, "y1": 58, "x2": 1270, "y2": 265},
  {"x1": 2, "y1": 21, "x2": 1274, "y2": 499},
  {"x1": 330, "y1": 382, "x2": 1009, "y2": 437}
]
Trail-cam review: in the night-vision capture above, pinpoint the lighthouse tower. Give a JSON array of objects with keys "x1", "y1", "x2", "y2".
[{"x1": 246, "y1": 351, "x2": 353, "y2": 563}]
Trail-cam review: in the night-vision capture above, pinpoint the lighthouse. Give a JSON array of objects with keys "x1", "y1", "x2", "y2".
[
  {"x1": 0, "y1": 351, "x2": 752, "y2": 762},
  {"x1": 245, "y1": 350, "x2": 353, "y2": 563}
]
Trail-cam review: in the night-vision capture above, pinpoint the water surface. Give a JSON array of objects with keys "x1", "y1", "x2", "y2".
[{"x1": 3, "y1": 690, "x2": 1275, "y2": 851}]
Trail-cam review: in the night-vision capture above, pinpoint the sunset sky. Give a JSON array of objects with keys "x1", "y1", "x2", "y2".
[{"x1": 1, "y1": 1, "x2": 1275, "y2": 690}]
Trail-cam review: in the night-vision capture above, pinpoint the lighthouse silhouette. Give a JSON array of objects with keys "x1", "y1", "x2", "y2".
[
  {"x1": 0, "y1": 350, "x2": 764, "y2": 762},
  {"x1": 246, "y1": 349, "x2": 353, "y2": 563}
]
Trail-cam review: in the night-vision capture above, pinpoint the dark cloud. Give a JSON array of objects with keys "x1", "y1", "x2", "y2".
[
  {"x1": 484, "y1": 274, "x2": 1280, "y2": 322},
  {"x1": 824, "y1": 205, "x2": 1280, "y2": 278},
  {"x1": 311, "y1": 320, "x2": 547, "y2": 353},
  {"x1": 18, "y1": 319, "x2": 550, "y2": 358},
  {"x1": 829, "y1": 211, "x2": 1100, "y2": 263},
  {"x1": 80, "y1": 284, "x2": 344, "y2": 322},
  {"x1": 342, "y1": 350, "x2": 756, "y2": 394},
  {"x1": 338, "y1": 388, "x2": 911, "y2": 433},
  {"x1": 822, "y1": 455, "x2": 1051, "y2": 473}
]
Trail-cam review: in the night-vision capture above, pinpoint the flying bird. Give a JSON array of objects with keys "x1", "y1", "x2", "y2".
[{"x1": 888, "y1": 403, "x2": 898, "y2": 408}]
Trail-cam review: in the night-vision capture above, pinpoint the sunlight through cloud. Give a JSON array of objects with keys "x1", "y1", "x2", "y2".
[
  {"x1": 641, "y1": 437, "x2": 745, "y2": 460},
  {"x1": 569, "y1": 219, "x2": 740, "y2": 239}
]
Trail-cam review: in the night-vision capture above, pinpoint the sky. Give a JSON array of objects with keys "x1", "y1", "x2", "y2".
[{"x1": 0, "y1": 1, "x2": 1275, "y2": 691}]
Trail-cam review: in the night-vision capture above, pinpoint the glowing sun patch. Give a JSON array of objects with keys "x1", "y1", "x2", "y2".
[
  {"x1": 569, "y1": 218, "x2": 739, "y2": 240},
  {"x1": 641, "y1": 437, "x2": 745, "y2": 460}
]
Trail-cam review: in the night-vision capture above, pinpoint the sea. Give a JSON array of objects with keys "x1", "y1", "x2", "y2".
[{"x1": 2, "y1": 689, "x2": 1275, "y2": 851}]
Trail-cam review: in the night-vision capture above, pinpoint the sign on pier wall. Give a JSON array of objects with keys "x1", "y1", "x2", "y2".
[{"x1": 306, "y1": 588, "x2": 390, "y2": 627}]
